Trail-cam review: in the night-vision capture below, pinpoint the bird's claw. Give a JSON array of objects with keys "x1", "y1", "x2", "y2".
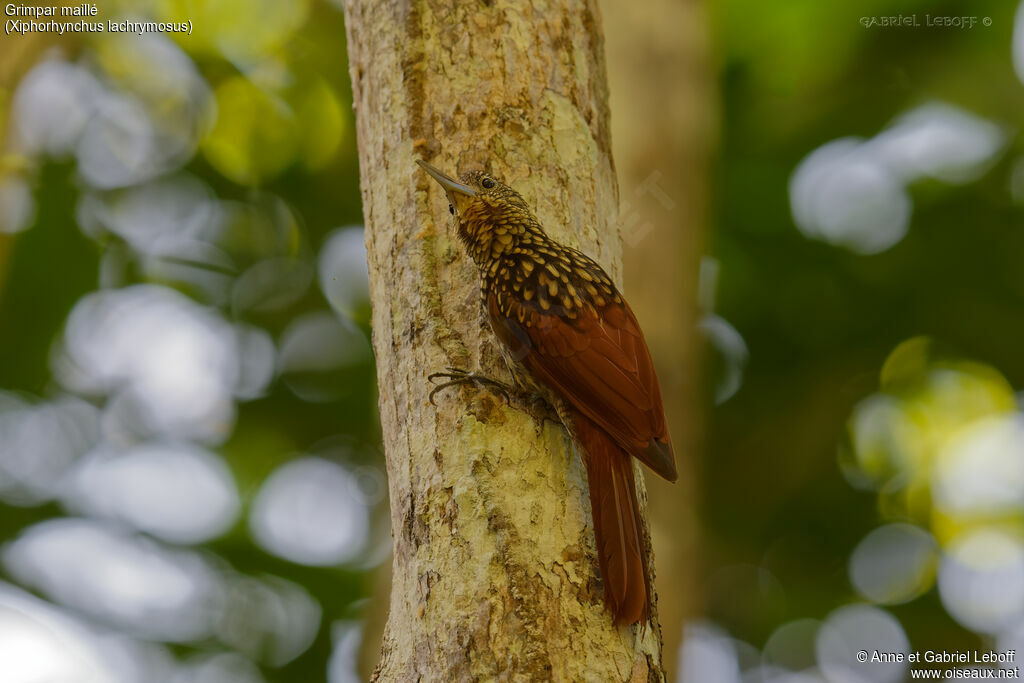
[{"x1": 427, "y1": 368, "x2": 512, "y2": 406}]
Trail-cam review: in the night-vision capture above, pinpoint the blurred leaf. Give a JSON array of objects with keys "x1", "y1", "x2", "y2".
[
  {"x1": 296, "y1": 76, "x2": 346, "y2": 172},
  {"x1": 202, "y1": 76, "x2": 298, "y2": 185}
]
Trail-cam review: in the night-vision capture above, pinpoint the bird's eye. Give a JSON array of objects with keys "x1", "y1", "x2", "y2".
[
  {"x1": 448, "y1": 204, "x2": 454, "y2": 215},
  {"x1": 481, "y1": 177, "x2": 495, "y2": 189}
]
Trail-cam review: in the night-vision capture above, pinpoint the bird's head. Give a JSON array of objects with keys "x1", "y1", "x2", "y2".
[{"x1": 417, "y1": 160, "x2": 538, "y2": 264}]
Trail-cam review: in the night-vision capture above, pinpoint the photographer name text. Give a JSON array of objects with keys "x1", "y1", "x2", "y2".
[
  {"x1": 860, "y1": 15, "x2": 993, "y2": 29},
  {"x1": 860, "y1": 649, "x2": 1017, "y2": 664}
]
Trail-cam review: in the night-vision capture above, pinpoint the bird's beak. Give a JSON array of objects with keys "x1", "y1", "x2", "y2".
[{"x1": 416, "y1": 160, "x2": 477, "y2": 197}]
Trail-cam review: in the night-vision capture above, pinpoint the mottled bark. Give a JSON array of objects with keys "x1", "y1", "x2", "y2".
[
  {"x1": 343, "y1": 0, "x2": 665, "y2": 680},
  {"x1": 602, "y1": 0, "x2": 715, "y2": 676}
]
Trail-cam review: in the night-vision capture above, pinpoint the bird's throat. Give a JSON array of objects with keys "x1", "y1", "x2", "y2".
[{"x1": 457, "y1": 214, "x2": 523, "y2": 270}]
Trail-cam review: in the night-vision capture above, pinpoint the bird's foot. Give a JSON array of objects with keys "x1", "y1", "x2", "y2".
[
  {"x1": 427, "y1": 369, "x2": 561, "y2": 426},
  {"x1": 428, "y1": 367, "x2": 513, "y2": 406}
]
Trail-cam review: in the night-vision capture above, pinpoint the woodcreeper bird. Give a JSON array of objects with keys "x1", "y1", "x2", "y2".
[{"x1": 417, "y1": 159, "x2": 677, "y2": 626}]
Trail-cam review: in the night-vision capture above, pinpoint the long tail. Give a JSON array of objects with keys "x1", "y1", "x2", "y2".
[{"x1": 569, "y1": 409, "x2": 650, "y2": 625}]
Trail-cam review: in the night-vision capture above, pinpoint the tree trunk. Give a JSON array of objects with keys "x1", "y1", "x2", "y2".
[{"x1": 343, "y1": 1, "x2": 665, "y2": 680}]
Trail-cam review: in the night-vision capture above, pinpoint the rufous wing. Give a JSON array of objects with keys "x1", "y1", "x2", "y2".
[{"x1": 488, "y1": 291, "x2": 677, "y2": 482}]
